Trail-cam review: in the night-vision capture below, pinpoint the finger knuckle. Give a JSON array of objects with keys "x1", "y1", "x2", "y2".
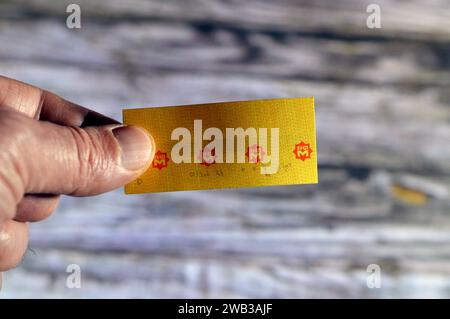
[
  {"x1": 66, "y1": 127, "x2": 112, "y2": 193},
  {"x1": 0, "y1": 110, "x2": 30, "y2": 219}
]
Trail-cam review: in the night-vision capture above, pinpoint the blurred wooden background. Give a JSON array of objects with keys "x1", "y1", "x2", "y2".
[{"x1": 1, "y1": 0, "x2": 450, "y2": 298}]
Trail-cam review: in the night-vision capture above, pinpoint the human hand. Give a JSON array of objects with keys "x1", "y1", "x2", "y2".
[{"x1": 0, "y1": 76, "x2": 155, "y2": 285}]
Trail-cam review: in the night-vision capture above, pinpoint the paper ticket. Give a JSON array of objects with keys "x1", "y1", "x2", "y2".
[{"x1": 123, "y1": 97, "x2": 317, "y2": 194}]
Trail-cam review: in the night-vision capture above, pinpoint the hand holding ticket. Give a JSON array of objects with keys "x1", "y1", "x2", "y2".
[{"x1": 123, "y1": 97, "x2": 317, "y2": 194}]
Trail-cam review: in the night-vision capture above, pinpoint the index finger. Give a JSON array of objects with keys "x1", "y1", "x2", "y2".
[{"x1": 0, "y1": 75, "x2": 118, "y2": 126}]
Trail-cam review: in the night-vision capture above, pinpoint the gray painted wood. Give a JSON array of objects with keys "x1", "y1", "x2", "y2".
[{"x1": 1, "y1": 0, "x2": 450, "y2": 298}]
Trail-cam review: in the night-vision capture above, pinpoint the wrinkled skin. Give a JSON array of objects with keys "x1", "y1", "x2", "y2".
[{"x1": 0, "y1": 76, "x2": 154, "y2": 286}]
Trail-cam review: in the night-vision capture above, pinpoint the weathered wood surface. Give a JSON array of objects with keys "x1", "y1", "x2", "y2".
[
  {"x1": 2, "y1": 0, "x2": 450, "y2": 41},
  {"x1": 1, "y1": 0, "x2": 450, "y2": 298}
]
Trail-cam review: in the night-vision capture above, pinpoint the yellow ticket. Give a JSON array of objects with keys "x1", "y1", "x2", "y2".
[{"x1": 123, "y1": 97, "x2": 317, "y2": 194}]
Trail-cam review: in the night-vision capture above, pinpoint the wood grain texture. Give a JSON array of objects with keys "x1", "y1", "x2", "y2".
[
  {"x1": 2, "y1": 20, "x2": 450, "y2": 87},
  {"x1": 2, "y1": 0, "x2": 450, "y2": 41},
  {"x1": 1, "y1": 0, "x2": 450, "y2": 298}
]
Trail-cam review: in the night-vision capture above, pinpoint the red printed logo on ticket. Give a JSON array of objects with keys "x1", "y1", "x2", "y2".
[
  {"x1": 152, "y1": 150, "x2": 170, "y2": 170},
  {"x1": 293, "y1": 141, "x2": 313, "y2": 161}
]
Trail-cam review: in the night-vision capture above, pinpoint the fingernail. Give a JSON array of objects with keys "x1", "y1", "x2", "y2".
[{"x1": 112, "y1": 126, "x2": 154, "y2": 171}]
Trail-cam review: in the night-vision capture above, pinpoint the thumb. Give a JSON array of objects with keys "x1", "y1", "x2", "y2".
[{"x1": 0, "y1": 109, "x2": 154, "y2": 198}]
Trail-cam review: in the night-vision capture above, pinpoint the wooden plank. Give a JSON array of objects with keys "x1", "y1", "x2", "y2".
[
  {"x1": 1, "y1": 250, "x2": 447, "y2": 298},
  {"x1": 28, "y1": 222, "x2": 450, "y2": 258},
  {"x1": 1, "y1": 0, "x2": 450, "y2": 41},
  {"x1": 1, "y1": 20, "x2": 450, "y2": 87}
]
